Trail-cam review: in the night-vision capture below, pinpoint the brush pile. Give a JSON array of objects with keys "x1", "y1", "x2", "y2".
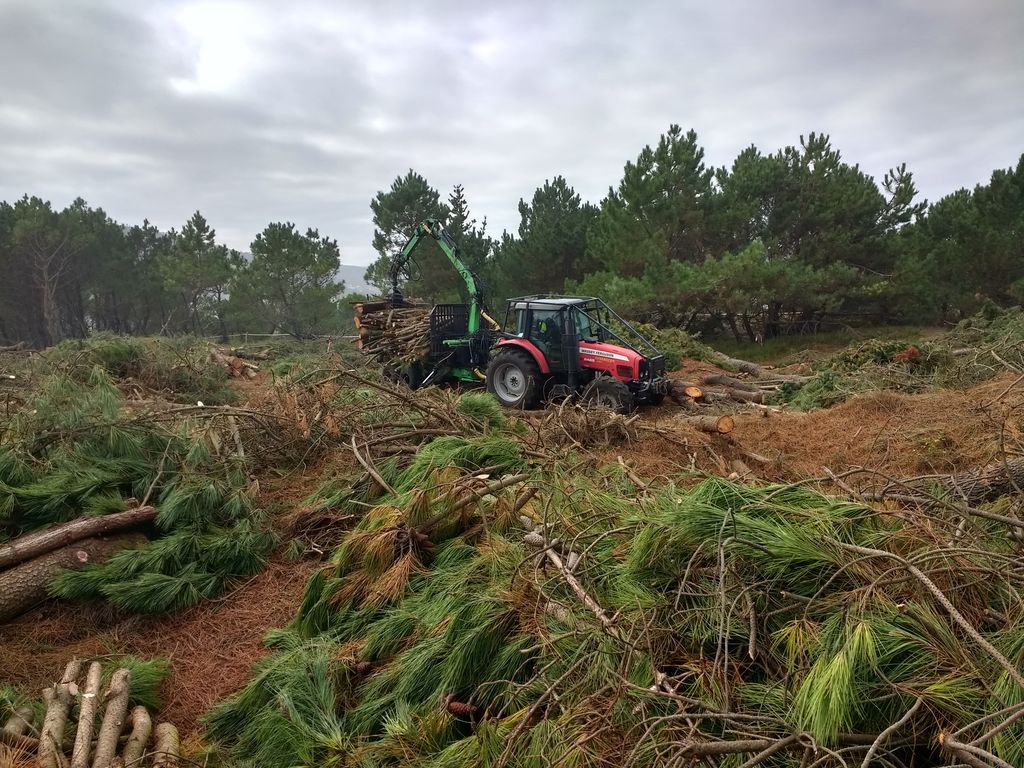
[
  {"x1": 1, "y1": 657, "x2": 179, "y2": 768},
  {"x1": 205, "y1": 392, "x2": 1024, "y2": 767},
  {"x1": 0, "y1": 342, "x2": 275, "y2": 622},
  {"x1": 354, "y1": 301, "x2": 431, "y2": 366}
]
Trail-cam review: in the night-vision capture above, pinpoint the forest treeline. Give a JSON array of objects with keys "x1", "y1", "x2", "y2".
[
  {"x1": 369, "y1": 128, "x2": 1024, "y2": 341},
  {"x1": 2, "y1": 125, "x2": 1022, "y2": 347}
]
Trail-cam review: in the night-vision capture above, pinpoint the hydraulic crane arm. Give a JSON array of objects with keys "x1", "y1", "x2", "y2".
[{"x1": 389, "y1": 218, "x2": 497, "y2": 333}]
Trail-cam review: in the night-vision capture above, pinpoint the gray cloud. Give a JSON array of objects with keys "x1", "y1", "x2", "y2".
[{"x1": 0, "y1": 0, "x2": 1021, "y2": 266}]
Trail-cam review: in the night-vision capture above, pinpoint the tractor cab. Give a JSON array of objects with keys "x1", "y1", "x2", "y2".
[{"x1": 486, "y1": 295, "x2": 669, "y2": 412}]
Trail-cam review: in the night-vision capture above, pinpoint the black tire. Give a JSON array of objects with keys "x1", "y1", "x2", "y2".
[
  {"x1": 401, "y1": 361, "x2": 423, "y2": 389},
  {"x1": 386, "y1": 361, "x2": 423, "y2": 389},
  {"x1": 486, "y1": 349, "x2": 542, "y2": 409},
  {"x1": 581, "y1": 376, "x2": 635, "y2": 414},
  {"x1": 644, "y1": 391, "x2": 666, "y2": 407}
]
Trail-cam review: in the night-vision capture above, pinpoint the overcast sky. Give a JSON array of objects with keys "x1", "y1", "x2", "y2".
[{"x1": 0, "y1": 0, "x2": 1021, "y2": 266}]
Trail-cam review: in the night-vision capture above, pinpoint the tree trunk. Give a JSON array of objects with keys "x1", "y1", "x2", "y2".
[
  {"x1": 703, "y1": 373, "x2": 759, "y2": 392},
  {"x1": 942, "y1": 457, "x2": 1024, "y2": 504},
  {"x1": 666, "y1": 380, "x2": 705, "y2": 404},
  {"x1": 710, "y1": 353, "x2": 765, "y2": 378},
  {"x1": 688, "y1": 415, "x2": 735, "y2": 434},
  {"x1": 71, "y1": 662, "x2": 104, "y2": 768},
  {"x1": 719, "y1": 387, "x2": 764, "y2": 404},
  {"x1": 0, "y1": 534, "x2": 147, "y2": 623},
  {"x1": 39, "y1": 263, "x2": 60, "y2": 347},
  {"x1": 725, "y1": 314, "x2": 742, "y2": 343},
  {"x1": 2, "y1": 707, "x2": 33, "y2": 738},
  {"x1": 91, "y1": 668, "x2": 131, "y2": 768},
  {"x1": 0, "y1": 506, "x2": 156, "y2": 570},
  {"x1": 39, "y1": 660, "x2": 82, "y2": 768},
  {"x1": 764, "y1": 301, "x2": 782, "y2": 339},
  {"x1": 151, "y1": 723, "x2": 179, "y2": 768},
  {"x1": 741, "y1": 312, "x2": 757, "y2": 343},
  {"x1": 121, "y1": 706, "x2": 152, "y2": 767}
]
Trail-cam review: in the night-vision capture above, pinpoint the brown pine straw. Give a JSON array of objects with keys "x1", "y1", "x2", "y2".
[{"x1": 0, "y1": 559, "x2": 318, "y2": 739}]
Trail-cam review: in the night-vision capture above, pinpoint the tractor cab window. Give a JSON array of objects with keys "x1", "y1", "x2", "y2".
[
  {"x1": 513, "y1": 307, "x2": 529, "y2": 336},
  {"x1": 574, "y1": 309, "x2": 598, "y2": 342},
  {"x1": 530, "y1": 308, "x2": 564, "y2": 366}
]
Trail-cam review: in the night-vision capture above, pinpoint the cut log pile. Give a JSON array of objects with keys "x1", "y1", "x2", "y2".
[
  {"x1": 208, "y1": 345, "x2": 259, "y2": 379},
  {"x1": 353, "y1": 301, "x2": 431, "y2": 365},
  {"x1": 1, "y1": 660, "x2": 179, "y2": 768},
  {"x1": 667, "y1": 354, "x2": 812, "y2": 411}
]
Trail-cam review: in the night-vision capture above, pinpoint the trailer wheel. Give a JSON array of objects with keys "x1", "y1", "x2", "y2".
[
  {"x1": 582, "y1": 376, "x2": 635, "y2": 414},
  {"x1": 401, "y1": 362, "x2": 423, "y2": 389},
  {"x1": 386, "y1": 361, "x2": 423, "y2": 389},
  {"x1": 486, "y1": 350, "x2": 542, "y2": 409}
]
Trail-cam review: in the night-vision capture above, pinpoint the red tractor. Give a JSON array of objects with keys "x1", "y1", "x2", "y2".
[
  {"x1": 366, "y1": 219, "x2": 669, "y2": 413},
  {"x1": 486, "y1": 295, "x2": 668, "y2": 413}
]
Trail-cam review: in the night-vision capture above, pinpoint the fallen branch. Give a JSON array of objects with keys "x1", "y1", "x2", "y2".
[
  {"x1": 703, "y1": 373, "x2": 759, "y2": 392},
  {"x1": 121, "y1": 706, "x2": 152, "y2": 767},
  {"x1": 92, "y1": 668, "x2": 131, "y2": 768},
  {"x1": 839, "y1": 541, "x2": 1024, "y2": 691},
  {"x1": 39, "y1": 659, "x2": 82, "y2": 768},
  {"x1": 70, "y1": 661, "x2": 103, "y2": 768},
  {"x1": 711, "y1": 353, "x2": 765, "y2": 378},
  {"x1": 151, "y1": 722, "x2": 180, "y2": 768},
  {"x1": 688, "y1": 415, "x2": 735, "y2": 434},
  {"x1": 350, "y1": 437, "x2": 397, "y2": 497},
  {"x1": 0, "y1": 724, "x2": 38, "y2": 751},
  {"x1": 939, "y1": 732, "x2": 1015, "y2": 768},
  {"x1": 0, "y1": 506, "x2": 156, "y2": 570}
]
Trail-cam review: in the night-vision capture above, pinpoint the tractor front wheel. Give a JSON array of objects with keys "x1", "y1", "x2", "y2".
[
  {"x1": 582, "y1": 376, "x2": 635, "y2": 414},
  {"x1": 486, "y1": 350, "x2": 542, "y2": 409}
]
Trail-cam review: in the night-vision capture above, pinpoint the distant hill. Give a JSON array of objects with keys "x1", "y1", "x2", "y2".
[{"x1": 338, "y1": 264, "x2": 375, "y2": 296}]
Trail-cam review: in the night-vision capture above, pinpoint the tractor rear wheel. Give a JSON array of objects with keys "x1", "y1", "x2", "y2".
[
  {"x1": 582, "y1": 376, "x2": 635, "y2": 414},
  {"x1": 486, "y1": 350, "x2": 542, "y2": 409}
]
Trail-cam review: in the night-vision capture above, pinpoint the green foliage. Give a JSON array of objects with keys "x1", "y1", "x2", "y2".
[
  {"x1": 629, "y1": 323, "x2": 712, "y2": 368},
  {"x1": 782, "y1": 371, "x2": 856, "y2": 411},
  {"x1": 454, "y1": 392, "x2": 505, "y2": 430},
  {"x1": 230, "y1": 223, "x2": 344, "y2": 337},
  {"x1": 208, "y1": 458, "x2": 1024, "y2": 766},
  {"x1": 43, "y1": 334, "x2": 232, "y2": 404},
  {"x1": 490, "y1": 176, "x2": 597, "y2": 300},
  {"x1": 588, "y1": 124, "x2": 713, "y2": 277},
  {"x1": 365, "y1": 171, "x2": 452, "y2": 300},
  {"x1": 51, "y1": 520, "x2": 277, "y2": 613},
  {"x1": 158, "y1": 211, "x2": 240, "y2": 338},
  {"x1": 1, "y1": 358, "x2": 273, "y2": 614},
  {"x1": 101, "y1": 656, "x2": 172, "y2": 709}
]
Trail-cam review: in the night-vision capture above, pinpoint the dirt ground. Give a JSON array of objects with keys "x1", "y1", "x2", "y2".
[
  {"x1": 0, "y1": 559, "x2": 318, "y2": 737},
  {"x1": 614, "y1": 370, "x2": 1024, "y2": 486}
]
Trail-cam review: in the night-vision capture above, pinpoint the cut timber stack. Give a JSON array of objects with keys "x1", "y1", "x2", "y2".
[
  {"x1": 353, "y1": 301, "x2": 431, "y2": 366},
  {"x1": 208, "y1": 346, "x2": 259, "y2": 379},
  {"x1": 1, "y1": 660, "x2": 180, "y2": 768}
]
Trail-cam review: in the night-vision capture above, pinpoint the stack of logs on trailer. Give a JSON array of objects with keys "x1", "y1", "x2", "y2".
[{"x1": 352, "y1": 300, "x2": 431, "y2": 365}]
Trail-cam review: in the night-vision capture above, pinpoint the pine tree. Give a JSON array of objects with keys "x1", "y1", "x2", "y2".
[
  {"x1": 159, "y1": 212, "x2": 238, "y2": 338},
  {"x1": 587, "y1": 125, "x2": 713, "y2": 277},
  {"x1": 232, "y1": 223, "x2": 343, "y2": 338},
  {"x1": 494, "y1": 177, "x2": 596, "y2": 298},
  {"x1": 364, "y1": 171, "x2": 450, "y2": 299}
]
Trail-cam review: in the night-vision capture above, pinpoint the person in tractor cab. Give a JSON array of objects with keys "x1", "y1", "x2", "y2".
[{"x1": 532, "y1": 311, "x2": 562, "y2": 367}]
